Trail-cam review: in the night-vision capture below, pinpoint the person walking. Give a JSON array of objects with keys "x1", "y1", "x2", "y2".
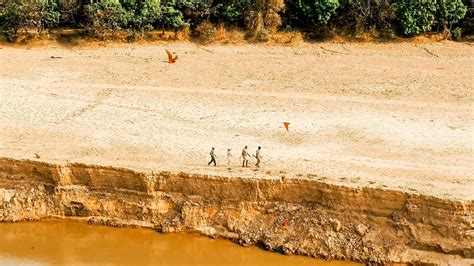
[
  {"x1": 242, "y1": 146, "x2": 250, "y2": 167},
  {"x1": 227, "y1": 148, "x2": 232, "y2": 167},
  {"x1": 208, "y1": 147, "x2": 217, "y2": 166},
  {"x1": 255, "y1": 146, "x2": 262, "y2": 168}
]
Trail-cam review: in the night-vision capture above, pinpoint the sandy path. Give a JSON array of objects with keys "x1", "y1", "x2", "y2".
[{"x1": 0, "y1": 42, "x2": 473, "y2": 201}]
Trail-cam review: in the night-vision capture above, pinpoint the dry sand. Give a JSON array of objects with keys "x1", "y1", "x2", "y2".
[{"x1": 0, "y1": 41, "x2": 473, "y2": 202}]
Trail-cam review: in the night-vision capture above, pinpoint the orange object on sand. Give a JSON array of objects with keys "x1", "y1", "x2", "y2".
[
  {"x1": 283, "y1": 122, "x2": 290, "y2": 131},
  {"x1": 165, "y1": 49, "x2": 178, "y2": 64},
  {"x1": 282, "y1": 220, "x2": 289, "y2": 227}
]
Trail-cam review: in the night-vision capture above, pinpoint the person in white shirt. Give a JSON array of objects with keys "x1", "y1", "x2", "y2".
[{"x1": 242, "y1": 146, "x2": 250, "y2": 167}]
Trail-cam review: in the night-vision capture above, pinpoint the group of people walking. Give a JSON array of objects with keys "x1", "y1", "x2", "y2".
[{"x1": 208, "y1": 146, "x2": 262, "y2": 168}]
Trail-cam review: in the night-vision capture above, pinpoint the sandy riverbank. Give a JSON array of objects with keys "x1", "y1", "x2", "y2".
[{"x1": 0, "y1": 41, "x2": 473, "y2": 264}]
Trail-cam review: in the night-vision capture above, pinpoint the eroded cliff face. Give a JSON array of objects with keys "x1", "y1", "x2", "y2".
[{"x1": 0, "y1": 157, "x2": 472, "y2": 265}]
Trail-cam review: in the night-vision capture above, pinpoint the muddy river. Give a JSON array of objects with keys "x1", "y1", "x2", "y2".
[{"x1": 0, "y1": 220, "x2": 359, "y2": 265}]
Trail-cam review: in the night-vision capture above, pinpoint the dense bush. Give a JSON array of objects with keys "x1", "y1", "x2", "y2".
[
  {"x1": 158, "y1": 0, "x2": 226, "y2": 30},
  {"x1": 179, "y1": 0, "x2": 221, "y2": 27},
  {"x1": 0, "y1": 0, "x2": 471, "y2": 41},
  {"x1": 121, "y1": 0, "x2": 161, "y2": 31},
  {"x1": 395, "y1": 0, "x2": 437, "y2": 36},
  {"x1": 286, "y1": 0, "x2": 340, "y2": 26},
  {"x1": 336, "y1": 0, "x2": 396, "y2": 34},
  {"x1": 0, "y1": 0, "x2": 59, "y2": 39},
  {"x1": 83, "y1": 1, "x2": 128, "y2": 33},
  {"x1": 460, "y1": 0, "x2": 473, "y2": 35},
  {"x1": 218, "y1": 1, "x2": 247, "y2": 25},
  {"x1": 160, "y1": 1, "x2": 185, "y2": 30},
  {"x1": 437, "y1": 0, "x2": 467, "y2": 34},
  {"x1": 57, "y1": 0, "x2": 81, "y2": 26}
]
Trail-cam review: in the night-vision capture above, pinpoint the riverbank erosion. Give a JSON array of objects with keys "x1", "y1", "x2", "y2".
[{"x1": 0, "y1": 157, "x2": 472, "y2": 265}]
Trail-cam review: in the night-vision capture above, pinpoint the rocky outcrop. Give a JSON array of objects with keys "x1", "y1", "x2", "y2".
[{"x1": 0, "y1": 157, "x2": 472, "y2": 264}]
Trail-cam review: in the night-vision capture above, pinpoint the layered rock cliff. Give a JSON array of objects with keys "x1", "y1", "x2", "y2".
[{"x1": 0, "y1": 157, "x2": 472, "y2": 265}]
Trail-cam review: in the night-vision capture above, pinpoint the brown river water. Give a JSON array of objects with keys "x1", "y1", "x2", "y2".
[{"x1": 0, "y1": 220, "x2": 359, "y2": 265}]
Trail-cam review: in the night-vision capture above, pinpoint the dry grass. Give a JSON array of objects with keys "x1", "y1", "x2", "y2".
[
  {"x1": 406, "y1": 33, "x2": 449, "y2": 43},
  {"x1": 1, "y1": 27, "x2": 469, "y2": 48},
  {"x1": 193, "y1": 22, "x2": 247, "y2": 45},
  {"x1": 269, "y1": 31, "x2": 303, "y2": 44}
]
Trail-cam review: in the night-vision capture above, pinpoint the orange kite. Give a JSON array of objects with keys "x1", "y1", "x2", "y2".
[
  {"x1": 283, "y1": 122, "x2": 290, "y2": 132},
  {"x1": 165, "y1": 49, "x2": 178, "y2": 64}
]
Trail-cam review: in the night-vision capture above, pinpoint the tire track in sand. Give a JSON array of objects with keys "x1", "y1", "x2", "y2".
[{"x1": 58, "y1": 88, "x2": 113, "y2": 123}]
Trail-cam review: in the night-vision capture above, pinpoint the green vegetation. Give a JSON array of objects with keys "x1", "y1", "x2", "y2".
[
  {"x1": 288, "y1": 0, "x2": 340, "y2": 25},
  {"x1": 438, "y1": 0, "x2": 467, "y2": 38},
  {"x1": 394, "y1": 0, "x2": 437, "y2": 36},
  {"x1": 0, "y1": 0, "x2": 470, "y2": 41},
  {"x1": 0, "y1": 0, "x2": 60, "y2": 40}
]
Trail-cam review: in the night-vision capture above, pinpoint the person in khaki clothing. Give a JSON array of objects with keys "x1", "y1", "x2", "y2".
[
  {"x1": 242, "y1": 146, "x2": 250, "y2": 167},
  {"x1": 255, "y1": 146, "x2": 262, "y2": 167}
]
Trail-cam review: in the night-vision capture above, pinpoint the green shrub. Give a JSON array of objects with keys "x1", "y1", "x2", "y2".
[
  {"x1": 219, "y1": 2, "x2": 245, "y2": 25},
  {"x1": 121, "y1": 0, "x2": 161, "y2": 31},
  {"x1": 83, "y1": 1, "x2": 128, "y2": 33},
  {"x1": 450, "y1": 26, "x2": 462, "y2": 39},
  {"x1": 0, "y1": 0, "x2": 59, "y2": 40},
  {"x1": 291, "y1": 0, "x2": 340, "y2": 25},
  {"x1": 437, "y1": 0, "x2": 467, "y2": 34},
  {"x1": 395, "y1": 0, "x2": 437, "y2": 36},
  {"x1": 40, "y1": 0, "x2": 60, "y2": 29},
  {"x1": 0, "y1": 1, "x2": 25, "y2": 39},
  {"x1": 160, "y1": 4, "x2": 185, "y2": 30},
  {"x1": 157, "y1": 0, "x2": 222, "y2": 31}
]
